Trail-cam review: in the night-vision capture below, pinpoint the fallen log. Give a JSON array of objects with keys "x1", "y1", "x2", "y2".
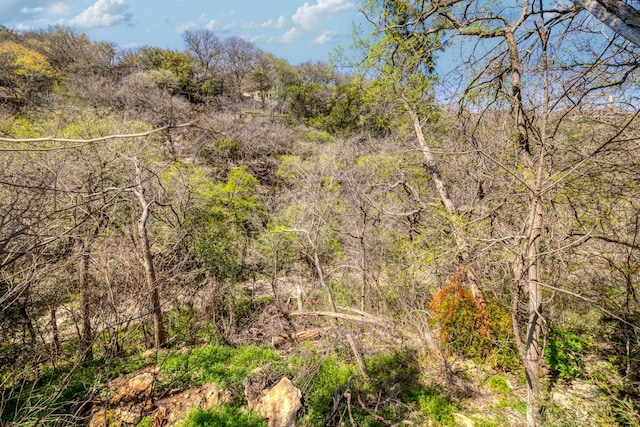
[{"x1": 289, "y1": 310, "x2": 392, "y2": 327}]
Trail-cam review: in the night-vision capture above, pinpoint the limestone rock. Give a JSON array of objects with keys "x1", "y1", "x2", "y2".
[
  {"x1": 88, "y1": 408, "x2": 115, "y2": 427},
  {"x1": 254, "y1": 377, "x2": 302, "y2": 427},
  {"x1": 109, "y1": 368, "x2": 157, "y2": 405},
  {"x1": 453, "y1": 412, "x2": 475, "y2": 427}
]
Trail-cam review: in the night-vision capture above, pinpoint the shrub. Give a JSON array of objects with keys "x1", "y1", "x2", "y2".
[
  {"x1": 429, "y1": 267, "x2": 492, "y2": 359},
  {"x1": 544, "y1": 327, "x2": 590, "y2": 381}
]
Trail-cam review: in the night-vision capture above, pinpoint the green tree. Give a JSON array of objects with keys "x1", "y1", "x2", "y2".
[{"x1": 138, "y1": 47, "x2": 194, "y2": 90}]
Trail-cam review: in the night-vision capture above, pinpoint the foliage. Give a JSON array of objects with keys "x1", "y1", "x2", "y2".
[
  {"x1": 137, "y1": 46, "x2": 194, "y2": 89},
  {"x1": 0, "y1": 40, "x2": 57, "y2": 99},
  {"x1": 544, "y1": 327, "x2": 590, "y2": 381},
  {"x1": 417, "y1": 391, "x2": 456, "y2": 425},
  {"x1": 178, "y1": 406, "x2": 266, "y2": 427},
  {"x1": 429, "y1": 268, "x2": 493, "y2": 359},
  {"x1": 488, "y1": 375, "x2": 512, "y2": 395},
  {"x1": 299, "y1": 355, "x2": 357, "y2": 425},
  {"x1": 159, "y1": 344, "x2": 280, "y2": 390},
  {"x1": 191, "y1": 166, "x2": 265, "y2": 284}
]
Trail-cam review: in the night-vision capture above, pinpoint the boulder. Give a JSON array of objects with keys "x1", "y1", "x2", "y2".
[{"x1": 254, "y1": 377, "x2": 302, "y2": 427}]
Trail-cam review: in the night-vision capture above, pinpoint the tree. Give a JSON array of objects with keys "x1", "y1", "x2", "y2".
[
  {"x1": 221, "y1": 36, "x2": 258, "y2": 99},
  {"x1": 573, "y1": 0, "x2": 640, "y2": 47},
  {"x1": 359, "y1": 0, "x2": 640, "y2": 425},
  {"x1": 183, "y1": 29, "x2": 223, "y2": 99},
  {"x1": 137, "y1": 47, "x2": 194, "y2": 91},
  {"x1": 0, "y1": 40, "x2": 57, "y2": 103}
]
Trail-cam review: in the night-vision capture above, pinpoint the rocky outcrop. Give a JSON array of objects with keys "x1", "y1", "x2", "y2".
[{"x1": 252, "y1": 377, "x2": 302, "y2": 427}]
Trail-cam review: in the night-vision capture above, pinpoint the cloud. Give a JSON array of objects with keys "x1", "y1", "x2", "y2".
[
  {"x1": 246, "y1": 16, "x2": 286, "y2": 30},
  {"x1": 292, "y1": 0, "x2": 358, "y2": 30},
  {"x1": 175, "y1": 15, "x2": 235, "y2": 34},
  {"x1": 67, "y1": 0, "x2": 131, "y2": 29},
  {"x1": 279, "y1": 27, "x2": 304, "y2": 44},
  {"x1": 313, "y1": 30, "x2": 338, "y2": 45},
  {"x1": 204, "y1": 19, "x2": 235, "y2": 32},
  {"x1": 20, "y1": 7, "x2": 45, "y2": 14},
  {"x1": 0, "y1": 1, "x2": 69, "y2": 28}
]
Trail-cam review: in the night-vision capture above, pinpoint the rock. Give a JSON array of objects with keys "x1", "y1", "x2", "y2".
[
  {"x1": 204, "y1": 385, "x2": 220, "y2": 410},
  {"x1": 254, "y1": 377, "x2": 302, "y2": 427},
  {"x1": 109, "y1": 369, "x2": 157, "y2": 405},
  {"x1": 88, "y1": 408, "x2": 116, "y2": 427},
  {"x1": 113, "y1": 407, "x2": 144, "y2": 425},
  {"x1": 453, "y1": 412, "x2": 475, "y2": 427},
  {"x1": 153, "y1": 383, "x2": 221, "y2": 425}
]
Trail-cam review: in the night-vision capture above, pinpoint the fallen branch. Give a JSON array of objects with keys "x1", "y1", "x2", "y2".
[{"x1": 289, "y1": 310, "x2": 391, "y2": 326}]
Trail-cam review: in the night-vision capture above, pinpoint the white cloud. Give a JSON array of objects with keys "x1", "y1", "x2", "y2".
[
  {"x1": 175, "y1": 15, "x2": 235, "y2": 34},
  {"x1": 204, "y1": 19, "x2": 235, "y2": 32},
  {"x1": 313, "y1": 30, "x2": 337, "y2": 45},
  {"x1": 20, "y1": 7, "x2": 45, "y2": 14},
  {"x1": 280, "y1": 27, "x2": 304, "y2": 44},
  {"x1": 0, "y1": 1, "x2": 69, "y2": 29},
  {"x1": 67, "y1": 0, "x2": 130, "y2": 29},
  {"x1": 292, "y1": 0, "x2": 357, "y2": 30},
  {"x1": 246, "y1": 15, "x2": 286, "y2": 30}
]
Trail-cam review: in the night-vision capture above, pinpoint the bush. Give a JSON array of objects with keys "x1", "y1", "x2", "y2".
[
  {"x1": 429, "y1": 268, "x2": 492, "y2": 359},
  {"x1": 544, "y1": 327, "x2": 590, "y2": 381}
]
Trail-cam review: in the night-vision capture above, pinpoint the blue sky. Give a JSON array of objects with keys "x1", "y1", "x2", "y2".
[{"x1": 0, "y1": 0, "x2": 367, "y2": 64}]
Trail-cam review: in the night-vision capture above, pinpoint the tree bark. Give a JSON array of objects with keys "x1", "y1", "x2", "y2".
[
  {"x1": 407, "y1": 106, "x2": 487, "y2": 310},
  {"x1": 505, "y1": 27, "x2": 546, "y2": 427},
  {"x1": 573, "y1": 0, "x2": 640, "y2": 47},
  {"x1": 133, "y1": 158, "x2": 166, "y2": 350}
]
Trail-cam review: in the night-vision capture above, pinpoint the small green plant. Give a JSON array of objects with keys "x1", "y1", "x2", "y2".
[
  {"x1": 303, "y1": 129, "x2": 332, "y2": 143},
  {"x1": 544, "y1": 327, "x2": 590, "y2": 380},
  {"x1": 179, "y1": 406, "x2": 266, "y2": 427},
  {"x1": 418, "y1": 391, "x2": 456, "y2": 425},
  {"x1": 301, "y1": 355, "x2": 356, "y2": 425},
  {"x1": 136, "y1": 416, "x2": 153, "y2": 427},
  {"x1": 488, "y1": 375, "x2": 511, "y2": 395}
]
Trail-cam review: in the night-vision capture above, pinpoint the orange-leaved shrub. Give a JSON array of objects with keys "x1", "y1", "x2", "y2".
[{"x1": 429, "y1": 266, "x2": 514, "y2": 367}]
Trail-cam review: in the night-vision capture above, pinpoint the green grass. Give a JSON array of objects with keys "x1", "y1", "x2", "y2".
[
  {"x1": 178, "y1": 406, "x2": 266, "y2": 427},
  {"x1": 158, "y1": 344, "x2": 281, "y2": 391}
]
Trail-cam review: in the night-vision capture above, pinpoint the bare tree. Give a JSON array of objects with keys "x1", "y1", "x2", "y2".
[{"x1": 221, "y1": 36, "x2": 258, "y2": 100}]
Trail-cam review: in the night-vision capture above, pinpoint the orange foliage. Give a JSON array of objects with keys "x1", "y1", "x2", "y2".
[{"x1": 429, "y1": 266, "x2": 493, "y2": 357}]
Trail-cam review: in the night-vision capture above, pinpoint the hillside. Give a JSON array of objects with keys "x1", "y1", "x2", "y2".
[{"x1": 0, "y1": 20, "x2": 639, "y2": 427}]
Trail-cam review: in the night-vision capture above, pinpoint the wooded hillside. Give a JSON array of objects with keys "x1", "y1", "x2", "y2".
[{"x1": 1, "y1": 1, "x2": 639, "y2": 424}]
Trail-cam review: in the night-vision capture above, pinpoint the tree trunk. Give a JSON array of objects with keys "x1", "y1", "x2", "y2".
[
  {"x1": 50, "y1": 306, "x2": 60, "y2": 357},
  {"x1": 79, "y1": 244, "x2": 93, "y2": 360},
  {"x1": 573, "y1": 0, "x2": 640, "y2": 47},
  {"x1": 133, "y1": 158, "x2": 166, "y2": 350},
  {"x1": 408, "y1": 106, "x2": 487, "y2": 310},
  {"x1": 506, "y1": 28, "x2": 546, "y2": 427}
]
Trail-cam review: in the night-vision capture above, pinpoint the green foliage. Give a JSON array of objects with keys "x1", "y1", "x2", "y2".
[
  {"x1": 544, "y1": 327, "x2": 590, "y2": 380},
  {"x1": 136, "y1": 416, "x2": 153, "y2": 427},
  {"x1": 165, "y1": 306, "x2": 218, "y2": 347},
  {"x1": 301, "y1": 355, "x2": 357, "y2": 425},
  {"x1": 159, "y1": 344, "x2": 280, "y2": 390},
  {"x1": 303, "y1": 129, "x2": 332, "y2": 143},
  {"x1": 178, "y1": 406, "x2": 266, "y2": 427},
  {"x1": 418, "y1": 392, "x2": 456, "y2": 425},
  {"x1": 488, "y1": 375, "x2": 512, "y2": 394},
  {"x1": 214, "y1": 138, "x2": 241, "y2": 161},
  {"x1": 191, "y1": 166, "x2": 265, "y2": 283},
  {"x1": 137, "y1": 47, "x2": 194, "y2": 88}
]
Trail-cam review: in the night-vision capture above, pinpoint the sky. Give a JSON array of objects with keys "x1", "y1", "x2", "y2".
[{"x1": 0, "y1": 0, "x2": 367, "y2": 64}]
